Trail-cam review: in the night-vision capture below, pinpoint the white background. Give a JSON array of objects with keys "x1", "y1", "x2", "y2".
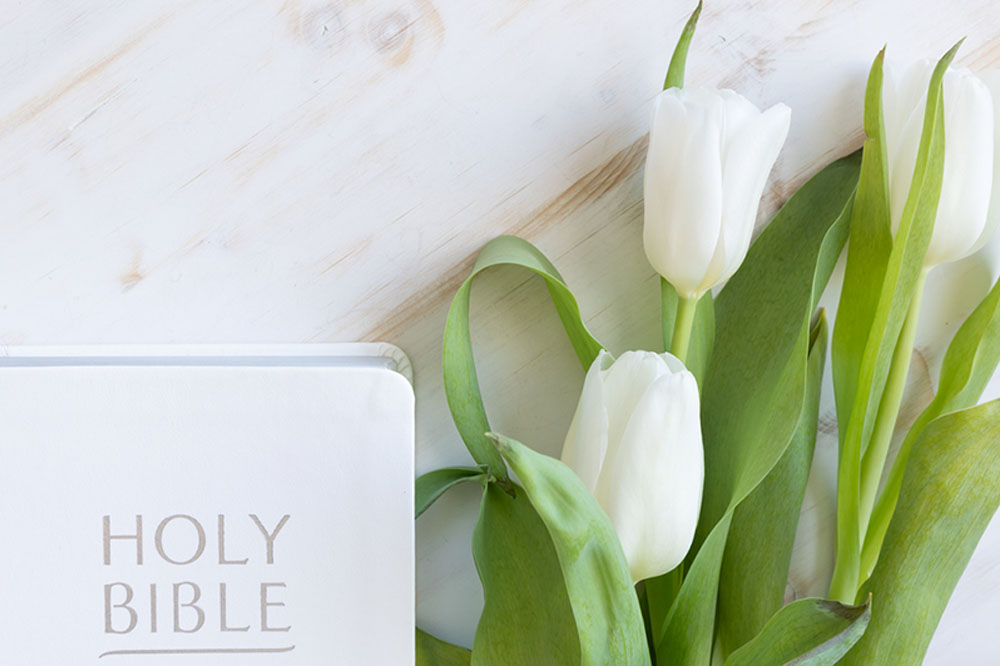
[{"x1": 2, "y1": 0, "x2": 999, "y2": 662}]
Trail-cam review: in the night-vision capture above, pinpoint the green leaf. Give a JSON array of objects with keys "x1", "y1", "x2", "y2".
[
  {"x1": 830, "y1": 42, "x2": 958, "y2": 602},
  {"x1": 660, "y1": 279, "x2": 715, "y2": 385},
  {"x1": 831, "y1": 48, "x2": 893, "y2": 449},
  {"x1": 724, "y1": 597, "x2": 870, "y2": 666},
  {"x1": 471, "y1": 484, "x2": 580, "y2": 665},
  {"x1": 696, "y1": 153, "x2": 857, "y2": 554},
  {"x1": 416, "y1": 467, "x2": 486, "y2": 518},
  {"x1": 417, "y1": 628, "x2": 472, "y2": 666},
  {"x1": 664, "y1": 1, "x2": 702, "y2": 90},
  {"x1": 657, "y1": 511, "x2": 733, "y2": 665},
  {"x1": 491, "y1": 433, "x2": 651, "y2": 666},
  {"x1": 443, "y1": 235, "x2": 605, "y2": 484},
  {"x1": 654, "y1": 153, "x2": 861, "y2": 664},
  {"x1": 932, "y1": 275, "x2": 1000, "y2": 412},
  {"x1": 860, "y1": 272, "x2": 1000, "y2": 579},
  {"x1": 841, "y1": 399, "x2": 1000, "y2": 664},
  {"x1": 715, "y1": 313, "x2": 828, "y2": 658}
]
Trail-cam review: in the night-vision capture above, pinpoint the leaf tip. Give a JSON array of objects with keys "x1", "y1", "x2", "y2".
[
  {"x1": 664, "y1": 1, "x2": 703, "y2": 89},
  {"x1": 485, "y1": 430, "x2": 513, "y2": 461},
  {"x1": 939, "y1": 37, "x2": 965, "y2": 69},
  {"x1": 485, "y1": 432, "x2": 517, "y2": 495}
]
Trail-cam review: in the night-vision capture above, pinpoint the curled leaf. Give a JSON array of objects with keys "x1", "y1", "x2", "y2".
[
  {"x1": 416, "y1": 467, "x2": 486, "y2": 518},
  {"x1": 724, "y1": 597, "x2": 870, "y2": 666},
  {"x1": 443, "y1": 236, "x2": 604, "y2": 484}
]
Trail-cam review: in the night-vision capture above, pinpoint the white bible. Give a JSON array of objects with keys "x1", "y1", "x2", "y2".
[{"x1": 0, "y1": 344, "x2": 415, "y2": 664}]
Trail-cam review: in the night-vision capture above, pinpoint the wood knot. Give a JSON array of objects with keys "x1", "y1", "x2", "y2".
[
  {"x1": 369, "y1": 11, "x2": 413, "y2": 58},
  {"x1": 300, "y1": 3, "x2": 348, "y2": 49}
]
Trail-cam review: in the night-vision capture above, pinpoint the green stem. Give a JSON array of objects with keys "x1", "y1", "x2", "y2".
[
  {"x1": 636, "y1": 581, "x2": 656, "y2": 660},
  {"x1": 671, "y1": 295, "x2": 699, "y2": 364},
  {"x1": 829, "y1": 272, "x2": 928, "y2": 604},
  {"x1": 643, "y1": 563, "x2": 685, "y2": 654},
  {"x1": 857, "y1": 272, "x2": 926, "y2": 535},
  {"x1": 828, "y1": 549, "x2": 857, "y2": 604},
  {"x1": 665, "y1": 561, "x2": 684, "y2": 599},
  {"x1": 859, "y1": 273, "x2": 934, "y2": 582},
  {"x1": 859, "y1": 422, "x2": 921, "y2": 583}
]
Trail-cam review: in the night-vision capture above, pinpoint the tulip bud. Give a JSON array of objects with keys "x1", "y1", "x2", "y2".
[
  {"x1": 643, "y1": 87, "x2": 791, "y2": 299},
  {"x1": 559, "y1": 350, "x2": 704, "y2": 582},
  {"x1": 883, "y1": 59, "x2": 1000, "y2": 267}
]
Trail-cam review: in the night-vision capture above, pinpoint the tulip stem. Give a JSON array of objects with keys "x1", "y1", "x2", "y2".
[
  {"x1": 671, "y1": 295, "x2": 699, "y2": 364},
  {"x1": 856, "y1": 271, "x2": 926, "y2": 552},
  {"x1": 829, "y1": 272, "x2": 928, "y2": 603}
]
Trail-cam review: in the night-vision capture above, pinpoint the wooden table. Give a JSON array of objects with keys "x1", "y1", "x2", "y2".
[{"x1": 3, "y1": 0, "x2": 998, "y2": 661}]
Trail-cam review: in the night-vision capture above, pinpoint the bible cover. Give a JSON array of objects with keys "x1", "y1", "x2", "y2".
[{"x1": 0, "y1": 343, "x2": 414, "y2": 664}]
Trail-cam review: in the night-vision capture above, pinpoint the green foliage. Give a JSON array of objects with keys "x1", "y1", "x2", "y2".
[
  {"x1": 663, "y1": 1, "x2": 702, "y2": 90},
  {"x1": 654, "y1": 153, "x2": 861, "y2": 664},
  {"x1": 660, "y1": 279, "x2": 714, "y2": 385},
  {"x1": 724, "y1": 597, "x2": 870, "y2": 666},
  {"x1": 656, "y1": 512, "x2": 733, "y2": 665},
  {"x1": 437, "y1": 232, "x2": 653, "y2": 663},
  {"x1": 861, "y1": 272, "x2": 1000, "y2": 579},
  {"x1": 415, "y1": 467, "x2": 486, "y2": 518},
  {"x1": 829, "y1": 41, "x2": 959, "y2": 603},
  {"x1": 831, "y1": 49, "x2": 893, "y2": 450},
  {"x1": 428, "y1": 16, "x2": 1000, "y2": 663},
  {"x1": 492, "y1": 434, "x2": 651, "y2": 666},
  {"x1": 471, "y1": 484, "x2": 581, "y2": 665},
  {"x1": 442, "y1": 235, "x2": 604, "y2": 484},
  {"x1": 715, "y1": 314, "x2": 828, "y2": 658},
  {"x1": 417, "y1": 628, "x2": 472, "y2": 666},
  {"x1": 842, "y1": 400, "x2": 1000, "y2": 664}
]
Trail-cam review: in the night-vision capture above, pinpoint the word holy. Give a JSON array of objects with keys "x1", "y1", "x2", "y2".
[{"x1": 103, "y1": 514, "x2": 291, "y2": 635}]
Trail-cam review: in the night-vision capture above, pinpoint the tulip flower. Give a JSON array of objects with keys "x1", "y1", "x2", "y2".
[
  {"x1": 830, "y1": 52, "x2": 1000, "y2": 605},
  {"x1": 884, "y1": 59, "x2": 1000, "y2": 267},
  {"x1": 643, "y1": 87, "x2": 791, "y2": 300},
  {"x1": 559, "y1": 350, "x2": 704, "y2": 583},
  {"x1": 856, "y1": 60, "x2": 1000, "y2": 533}
]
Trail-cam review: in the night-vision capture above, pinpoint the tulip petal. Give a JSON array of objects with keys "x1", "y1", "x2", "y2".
[
  {"x1": 711, "y1": 95, "x2": 791, "y2": 291},
  {"x1": 595, "y1": 370, "x2": 704, "y2": 582},
  {"x1": 882, "y1": 59, "x2": 933, "y2": 189},
  {"x1": 884, "y1": 59, "x2": 995, "y2": 267},
  {"x1": 971, "y1": 69, "x2": 1000, "y2": 255},
  {"x1": 658, "y1": 350, "x2": 690, "y2": 374},
  {"x1": 644, "y1": 88, "x2": 725, "y2": 298},
  {"x1": 560, "y1": 350, "x2": 613, "y2": 492},
  {"x1": 884, "y1": 60, "x2": 930, "y2": 238},
  {"x1": 927, "y1": 68, "x2": 994, "y2": 266},
  {"x1": 600, "y1": 350, "x2": 671, "y2": 454}
]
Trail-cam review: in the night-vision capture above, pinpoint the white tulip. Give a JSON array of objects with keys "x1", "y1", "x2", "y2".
[
  {"x1": 643, "y1": 87, "x2": 791, "y2": 299},
  {"x1": 559, "y1": 350, "x2": 704, "y2": 583},
  {"x1": 883, "y1": 59, "x2": 1000, "y2": 267}
]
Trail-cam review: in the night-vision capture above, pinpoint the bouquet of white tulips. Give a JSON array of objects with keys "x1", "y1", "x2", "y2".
[{"x1": 415, "y1": 4, "x2": 1000, "y2": 664}]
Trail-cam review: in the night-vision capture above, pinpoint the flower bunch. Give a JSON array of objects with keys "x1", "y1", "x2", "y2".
[{"x1": 415, "y1": 4, "x2": 1000, "y2": 665}]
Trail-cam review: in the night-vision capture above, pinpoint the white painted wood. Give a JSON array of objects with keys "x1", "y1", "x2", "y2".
[{"x1": 1, "y1": 0, "x2": 998, "y2": 661}]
